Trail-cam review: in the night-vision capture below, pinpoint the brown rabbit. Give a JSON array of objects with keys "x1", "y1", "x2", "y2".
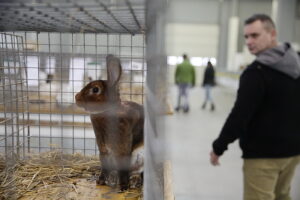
[{"x1": 75, "y1": 55, "x2": 144, "y2": 190}]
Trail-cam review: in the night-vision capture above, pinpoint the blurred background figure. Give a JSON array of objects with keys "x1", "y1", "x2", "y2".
[
  {"x1": 174, "y1": 54, "x2": 195, "y2": 113},
  {"x1": 201, "y1": 61, "x2": 216, "y2": 111}
]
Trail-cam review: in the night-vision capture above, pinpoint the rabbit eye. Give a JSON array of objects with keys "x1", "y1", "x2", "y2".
[
  {"x1": 91, "y1": 87, "x2": 101, "y2": 94},
  {"x1": 93, "y1": 87, "x2": 99, "y2": 93}
]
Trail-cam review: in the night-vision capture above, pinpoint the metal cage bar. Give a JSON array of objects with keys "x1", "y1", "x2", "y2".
[{"x1": 0, "y1": 0, "x2": 145, "y2": 34}]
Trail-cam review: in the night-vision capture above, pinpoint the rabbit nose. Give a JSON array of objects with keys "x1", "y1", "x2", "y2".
[{"x1": 75, "y1": 93, "x2": 84, "y2": 107}]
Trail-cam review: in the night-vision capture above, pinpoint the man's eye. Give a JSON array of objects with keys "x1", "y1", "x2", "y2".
[{"x1": 251, "y1": 33, "x2": 259, "y2": 39}]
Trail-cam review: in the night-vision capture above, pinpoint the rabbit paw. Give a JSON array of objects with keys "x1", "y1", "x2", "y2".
[
  {"x1": 106, "y1": 170, "x2": 118, "y2": 187},
  {"x1": 119, "y1": 184, "x2": 129, "y2": 191},
  {"x1": 96, "y1": 174, "x2": 106, "y2": 185},
  {"x1": 129, "y1": 174, "x2": 143, "y2": 189}
]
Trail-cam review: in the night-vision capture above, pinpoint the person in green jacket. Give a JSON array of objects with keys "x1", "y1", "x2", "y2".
[{"x1": 174, "y1": 54, "x2": 196, "y2": 113}]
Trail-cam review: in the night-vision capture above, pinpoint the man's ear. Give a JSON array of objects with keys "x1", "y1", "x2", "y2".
[{"x1": 271, "y1": 29, "x2": 277, "y2": 40}]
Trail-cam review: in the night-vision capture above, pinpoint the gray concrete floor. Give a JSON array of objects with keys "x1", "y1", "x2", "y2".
[{"x1": 165, "y1": 85, "x2": 300, "y2": 200}]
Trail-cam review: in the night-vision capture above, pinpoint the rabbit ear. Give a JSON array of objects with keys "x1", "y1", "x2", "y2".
[{"x1": 107, "y1": 56, "x2": 122, "y2": 87}]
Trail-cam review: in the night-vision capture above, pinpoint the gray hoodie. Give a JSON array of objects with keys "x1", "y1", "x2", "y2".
[{"x1": 256, "y1": 43, "x2": 300, "y2": 79}]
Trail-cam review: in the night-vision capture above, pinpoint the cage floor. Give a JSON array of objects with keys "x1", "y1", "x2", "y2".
[
  {"x1": 0, "y1": 151, "x2": 142, "y2": 199},
  {"x1": 20, "y1": 179, "x2": 142, "y2": 200}
]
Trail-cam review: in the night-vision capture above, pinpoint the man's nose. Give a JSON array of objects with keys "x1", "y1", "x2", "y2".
[{"x1": 245, "y1": 37, "x2": 253, "y2": 45}]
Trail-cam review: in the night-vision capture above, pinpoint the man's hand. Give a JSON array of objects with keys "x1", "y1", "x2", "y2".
[{"x1": 210, "y1": 151, "x2": 220, "y2": 166}]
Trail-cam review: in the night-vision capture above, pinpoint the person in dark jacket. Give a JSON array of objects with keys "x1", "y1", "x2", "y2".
[
  {"x1": 201, "y1": 61, "x2": 216, "y2": 111},
  {"x1": 210, "y1": 14, "x2": 300, "y2": 200}
]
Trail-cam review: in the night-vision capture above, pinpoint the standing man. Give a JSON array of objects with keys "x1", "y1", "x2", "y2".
[
  {"x1": 210, "y1": 14, "x2": 300, "y2": 200},
  {"x1": 175, "y1": 54, "x2": 195, "y2": 113}
]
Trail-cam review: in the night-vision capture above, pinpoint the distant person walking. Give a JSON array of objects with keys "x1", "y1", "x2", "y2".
[
  {"x1": 201, "y1": 61, "x2": 216, "y2": 111},
  {"x1": 175, "y1": 54, "x2": 195, "y2": 113},
  {"x1": 210, "y1": 14, "x2": 300, "y2": 200}
]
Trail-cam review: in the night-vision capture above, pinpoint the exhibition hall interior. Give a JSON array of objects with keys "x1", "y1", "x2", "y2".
[{"x1": 0, "y1": 0, "x2": 299, "y2": 199}]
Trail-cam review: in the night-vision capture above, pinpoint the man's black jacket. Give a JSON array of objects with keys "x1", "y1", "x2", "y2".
[{"x1": 213, "y1": 61, "x2": 300, "y2": 158}]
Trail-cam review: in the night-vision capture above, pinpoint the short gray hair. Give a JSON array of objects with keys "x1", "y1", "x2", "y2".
[{"x1": 244, "y1": 14, "x2": 276, "y2": 31}]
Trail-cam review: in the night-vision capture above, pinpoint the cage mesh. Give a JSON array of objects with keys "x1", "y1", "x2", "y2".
[
  {"x1": 0, "y1": 31, "x2": 146, "y2": 156},
  {"x1": 0, "y1": 33, "x2": 30, "y2": 162}
]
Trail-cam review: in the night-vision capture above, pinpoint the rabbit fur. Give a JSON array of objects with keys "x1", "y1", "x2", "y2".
[{"x1": 75, "y1": 56, "x2": 144, "y2": 190}]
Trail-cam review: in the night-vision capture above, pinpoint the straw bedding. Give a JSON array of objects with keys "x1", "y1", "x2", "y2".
[{"x1": 0, "y1": 151, "x2": 142, "y2": 200}]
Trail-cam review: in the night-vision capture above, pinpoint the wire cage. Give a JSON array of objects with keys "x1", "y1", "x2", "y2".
[
  {"x1": 0, "y1": 33, "x2": 29, "y2": 162},
  {"x1": 0, "y1": 31, "x2": 146, "y2": 156},
  {"x1": 0, "y1": 0, "x2": 146, "y2": 156}
]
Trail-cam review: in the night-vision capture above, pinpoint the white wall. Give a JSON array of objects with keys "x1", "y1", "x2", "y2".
[
  {"x1": 295, "y1": 19, "x2": 300, "y2": 48},
  {"x1": 167, "y1": 0, "x2": 219, "y2": 24},
  {"x1": 166, "y1": 23, "x2": 219, "y2": 57}
]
